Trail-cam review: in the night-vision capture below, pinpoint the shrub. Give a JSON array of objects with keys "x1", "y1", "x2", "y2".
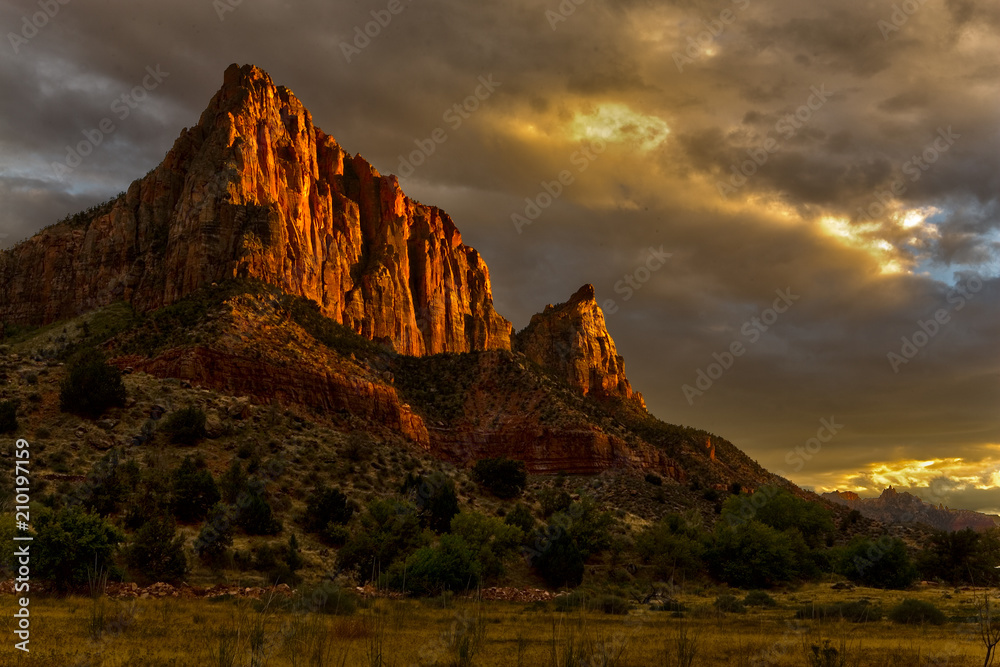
[
  {"x1": 644, "y1": 473, "x2": 663, "y2": 486},
  {"x1": 595, "y1": 594, "x2": 630, "y2": 615},
  {"x1": 294, "y1": 581, "x2": 358, "y2": 616},
  {"x1": 650, "y1": 599, "x2": 686, "y2": 613},
  {"x1": 0, "y1": 399, "x2": 19, "y2": 434},
  {"x1": 304, "y1": 486, "x2": 354, "y2": 537},
  {"x1": 539, "y1": 489, "x2": 573, "y2": 517},
  {"x1": 472, "y1": 457, "x2": 527, "y2": 499},
  {"x1": 888, "y1": 598, "x2": 946, "y2": 625},
  {"x1": 59, "y1": 356, "x2": 126, "y2": 417},
  {"x1": 34, "y1": 507, "x2": 124, "y2": 591},
  {"x1": 713, "y1": 594, "x2": 746, "y2": 614},
  {"x1": 795, "y1": 599, "x2": 882, "y2": 623},
  {"x1": 722, "y1": 486, "x2": 835, "y2": 549},
  {"x1": 705, "y1": 520, "x2": 805, "y2": 588},
  {"x1": 85, "y1": 450, "x2": 141, "y2": 517},
  {"x1": 556, "y1": 498, "x2": 614, "y2": 559},
  {"x1": 161, "y1": 407, "x2": 207, "y2": 445},
  {"x1": 219, "y1": 459, "x2": 248, "y2": 504},
  {"x1": 171, "y1": 456, "x2": 220, "y2": 523},
  {"x1": 635, "y1": 514, "x2": 705, "y2": 582},
  {"x1": 553, "y1": 590, "x2": 588, "y2": 612},
  {"x1": 124, "y1": 516, "x2": 187, "y2": 584},
  {"x1": 744, "y1": 590, "x2": 778, "y2": 607}
]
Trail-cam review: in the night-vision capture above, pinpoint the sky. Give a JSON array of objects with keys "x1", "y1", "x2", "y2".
[{"x1": 1, "y1": 0, "x2": 998, "y2": 510}]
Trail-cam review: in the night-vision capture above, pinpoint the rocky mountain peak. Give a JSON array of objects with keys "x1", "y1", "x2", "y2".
[
  {"x1": 516, "y1": 284, "x2": 644, "y2": 406},
  {"x1": 0, "y1": 64, "x2": 512, "y2": 356}
]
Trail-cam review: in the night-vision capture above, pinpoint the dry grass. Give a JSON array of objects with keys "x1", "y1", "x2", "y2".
[{"x1": 0, "y1": 583, "x2": 986, "y2": 666}]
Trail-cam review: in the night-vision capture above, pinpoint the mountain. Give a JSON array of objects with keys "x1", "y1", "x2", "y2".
[
  {"x1": 822, "y1": 487, "x2": 999, "y2": 532},
  {"x1": 0, "y1": 64, "x2": 510, "y2": 356},
  {"x1": 0, "y1": 64, "x2": 823, "y2": 502}
]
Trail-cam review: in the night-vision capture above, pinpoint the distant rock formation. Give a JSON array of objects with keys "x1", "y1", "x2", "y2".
[{"x1": 822, "y1": 487, "x2": 999, "y2": 532}]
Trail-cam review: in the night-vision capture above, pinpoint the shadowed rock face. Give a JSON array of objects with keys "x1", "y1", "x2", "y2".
[
  {"x1": 516, "y1": 284, "x2": 645, "y2": 407},
  {"x1": 0, "y1": 64, "x2": 511, "y2": 357}
]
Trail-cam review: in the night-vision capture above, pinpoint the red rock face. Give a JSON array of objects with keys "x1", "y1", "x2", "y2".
[
  {"x1": 0, "y1": 64, "x2": 511, "y2": 357},
  {"x1": 516, "y1": 285, "x2": 644, "y2": 406}
]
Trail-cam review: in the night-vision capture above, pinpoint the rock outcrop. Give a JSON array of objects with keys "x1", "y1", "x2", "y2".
[
  {"x1": 0, "y1": 64, "x2": 511, "y2": 356},
  {"x1": 516, "y1": 285, "x2": 643, "y2": 406},
  {"x1": 823, "y1": 487, "x2": 1000, "y2": 532}
]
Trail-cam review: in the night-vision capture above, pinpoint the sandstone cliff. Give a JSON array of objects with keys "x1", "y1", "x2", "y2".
[
  {"x1": 0, "y1": 64, "x2": 511, "y2": 356},
  {"x1": 516, "y1": 285, "x2": 644, "y2": 406}
]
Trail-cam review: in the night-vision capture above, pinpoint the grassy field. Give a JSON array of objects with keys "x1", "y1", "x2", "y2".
[{"x1": 0, "y1": 583, "x2": 988, "y2": 666}]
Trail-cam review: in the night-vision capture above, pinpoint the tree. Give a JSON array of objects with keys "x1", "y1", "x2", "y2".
[
  {"x1": 723, "y1": 486, "x2": 835, "y2": 549},
  {"x1": 34, "y1": 507, "x2": 124, "y2": 591},
  {"x1": 124, "y1": 516, "x2": 187, "y2": 584},
  {"x1": 836, "y1": 536, "x2": 917, "y2": 589},
  {"x1": 393, "y1": 534, "x2": 481, "y2": 595},
  {"x1": 171, "y1": 456, "x2": 220, "y2": 523},
  {"x1": 636, "y1": 514, "x2": 706, "y2": 582},
  {"x1": 705, "y1": 520, "x2": 804, "y2": 588},
  {"x1": 504, "y1": 503, "x2": 536, "y2": 535},
  {"x1": 219, "y1": 459, "x2": 248, "y2": 504},
  {"x1": 472, "y1": 458, "x2": 527, "y2": 499},
  {"x1": 404, "y1": 472, "x2": 460, "y2": 533},
  {"x1": 534, "y1": 533, "x2": 584, "y2": 588},
  {"x1": 304, "y1": 485, "x2": 355, "y2": 539},
  {"x1": 337, "y1": 498, "x2": 427, "y2": 581},
  {"x1": 59, "y1": 355, "x2": 126, "y2": 418},
  {"x1": 555, "y1": 498, "x2": 613, "y2": 560},
  {"x1": 194, "y1": 503, "x2": 234, "y2": 564},
  {"x1": 919, "y1": 528, "x2": 1000, "y2": 587},
  {"x1": 85, "y1": 450, "x2": 140, "y2": 517},
  {"x1": 450, "y1": 511, "x2": 525, "y2": 581},
  {"x1": 237, "y1": 488, "x2": 282, "y2": 535}
]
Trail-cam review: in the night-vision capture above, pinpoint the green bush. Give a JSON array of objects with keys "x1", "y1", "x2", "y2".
[
  {"x1": 705, "y1": 520, "x2": 807, "y2": 588},
  {"x1": 553, "y1": 590, "x2": 588, "y2": 612},
  {"x1": 171, "y1": 456, "x2": 221, "y2": 523},
  {"x1": 124, "y1": 516, "x2": 187, "y2": 584},
  {"x1": 713, "y1": 593, "x2": 746, "y2": 613},
  {"x1": 193, "y1": 503, "x2": 234, "y2": 564},
  {"x1": 539, "y1": 489, "x2": 573, "y2": 517},
  {"x1": 888, "y1": 598, "x2": 946, "y2": 625},
  {"x1": 219, "y1": 459, "x2": 249, "y2": 504},
  {"x1": 635, "y1": 514, "x2": 705, "y2": 582},
  {"x1": 0, "y1": 399, "x2": 19, "y2": 433},
  {"x1": 650, "y1": 599, "x2": 686, "y2": 613},
  {"x1": 644, "y1": 473, "x2": 663, "y2": 486},
  {"x1": 450, "y1": 511, "x2": 524, "y2": 581},
  {"x1": 59, "y1": 356, "x2": 126, "y2": 418},
  {"x1": 743, "y1": 590, "x2": 778, "y2": 607},
  {"x1": 161, "y1": 406, "x2": 207, "y2": 445},
  {"x1": 34, "y1": 507, "x2": 124, "y2": 591},
  {"x1": 404, "y1": 472, "x2": 459, "y2": 533},
  {"x1": 472, "y1": 457, "x2": 527, "y2": 499}
]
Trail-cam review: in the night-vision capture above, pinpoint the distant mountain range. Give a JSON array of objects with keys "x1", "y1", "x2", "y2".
[{"x1": 822, "y1": 487, "x2": 999, "y2": 532}]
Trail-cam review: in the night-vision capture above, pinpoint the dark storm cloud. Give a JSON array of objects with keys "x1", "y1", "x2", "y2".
[{"x1": 1, "y1": 0, "x2": 997, "y2": 508}]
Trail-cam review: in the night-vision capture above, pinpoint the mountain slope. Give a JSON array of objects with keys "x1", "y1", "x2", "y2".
[{"x1": 823, "y1": 487, "x2": 999, "y2": 532}]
